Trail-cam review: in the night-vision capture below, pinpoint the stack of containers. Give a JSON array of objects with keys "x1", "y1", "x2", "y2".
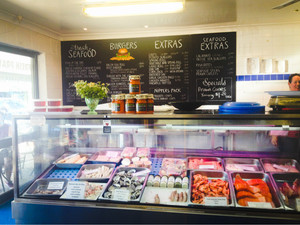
[
  {"x1": 33, "y1": 99, "x2": 74, "y2": 112},
  {"x1": 33, "y1": 99, "x2": 47, "y2": 112},
  {"x1": 111, "y1": 75, "x2": 154, "y2": 114},
  {"x1": 47, "y1": 99, "x2": 62, "y2": 112}
]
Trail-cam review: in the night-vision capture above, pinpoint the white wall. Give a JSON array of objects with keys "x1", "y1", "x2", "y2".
[
  {"x1": 0, "y1": 19, "x2": 62, "y2": 99},
  {"x1": 0, "y1": 18, "x2": 299, "y2": 108},
  {"x1": 235, "y1": 23, "x2": 300, "y2": 108}
]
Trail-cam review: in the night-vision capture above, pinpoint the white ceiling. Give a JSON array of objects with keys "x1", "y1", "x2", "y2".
[{"x1": 0, "y1": 0, "x2": 299, "y2": 40}]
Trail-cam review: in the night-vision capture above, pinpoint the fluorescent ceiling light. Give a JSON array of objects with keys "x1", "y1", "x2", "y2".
[{"x1": 83, "y1": 0, "x2": 185, "y2": 17}]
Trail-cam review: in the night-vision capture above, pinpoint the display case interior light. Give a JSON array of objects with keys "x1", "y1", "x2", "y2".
[{"x1": 83, "y1": 0, "x2": 185, "y2": 17}]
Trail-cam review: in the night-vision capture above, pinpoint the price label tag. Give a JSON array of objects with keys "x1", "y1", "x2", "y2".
[
  {"x1": 248, "y1": 202, "x2": 272, "y2": 209},
  {"x1": 204, "y1": 197, "x2": 227, "y2": 206},
  {"x1": 103, "y1": 120, "x2": 111, "y2": 133},
  {"x1": 235, "y1": 165, "x2": 256, "y2": 172},
  {"x1": 272, "y1": 164, "x2": 289, "y2": 172},
  {"x1": 113, "y1": 189, "x2": 130, "y2": 202},
  {"x1": 47, "y1": 182, "x2": 64, "y2": 190},
  {"x1": 296, "y1": 198, "x2": 300, "y2": 211},
  {"x1": 64, "y1": 181, "x2": 86, "y2": 199},
  {"x1": 199, "y1": 165, "x2": 215, "y2": 170},
  {"x1": 106, "y1": 151, "x2": 119, "y2": 158}
]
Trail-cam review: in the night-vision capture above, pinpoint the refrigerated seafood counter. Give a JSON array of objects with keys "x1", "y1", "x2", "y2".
[{"x1": 11, "y1": 113, "x2": 300, "y2": 223}]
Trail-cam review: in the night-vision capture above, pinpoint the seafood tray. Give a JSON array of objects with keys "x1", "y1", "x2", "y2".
[
  {"x1": 44, "y1": 167, "x2": 80, "y2": 180},
  {"x1": 230, "y1": 172, "x2": 284, "y2": 210},
  {"x1": 261, "y1": 158, "x2": 300, "y2": 173},
  {"x1": 271, "y1": 173, "x2": 300, "y2": 211},
  {"x1": 24, "y1": 178, "x2": 68, "y2": 197},
  {"x1": 140, "y1": 187, "x2": 189, "y2": 206},
  {"x1": 120, "y1": 156, "x2": 152, "y2": 168},
  {"x1": 75, "y1": 164, "x2": 115, "y2": 181},
  {"x1": 150, "y1": 158, "x2": 163, "y2": 175},
  {"x1": 136, "y1": 148, "x2": 150, "y2": 158},
  {"x1": 159, "y1": 158, "x2": 187, "y2": 178},
  {"x1": 189, "y1": 170, "x2": 234, "y2": 207},
  {"x1": 188, "y1": 157, "x2": 223, "y2": 171},
  {"x1": 88, "y1": 149, "x2": 122, "y2": 164},
  {"x1": 100, "y1": 167, "x2": 150, "y2": 202},
  {"x1": 121, "y1": 147, "x2": 137, "y2": 159},
  {"x1": 54, "y1": 153, "x2": 91, "y2": 168},
  {"x1": 60, "y1": 182, "x2": 106, "y2": 201},
  {"x1": 224, "y1": 158, "x2": 263, "y2": 172}
]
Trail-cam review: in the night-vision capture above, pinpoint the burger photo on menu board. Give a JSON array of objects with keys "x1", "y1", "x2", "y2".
[{"x1": 110, "y1": 48, "x2": 135, "y2": 61}]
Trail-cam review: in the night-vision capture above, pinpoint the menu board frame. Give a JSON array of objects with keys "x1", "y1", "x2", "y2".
[{"x1": 61, "y1": 32, "x2": 236, "y2": 106}]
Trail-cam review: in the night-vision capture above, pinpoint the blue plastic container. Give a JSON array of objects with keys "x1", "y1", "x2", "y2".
[{"x1": 219, "y1": 102, "x2": 265, "y2": 114}]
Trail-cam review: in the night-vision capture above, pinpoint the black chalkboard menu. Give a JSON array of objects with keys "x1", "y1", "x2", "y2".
[{"x1": 61, "y1": 32, "x2": 236, "y2": 106}]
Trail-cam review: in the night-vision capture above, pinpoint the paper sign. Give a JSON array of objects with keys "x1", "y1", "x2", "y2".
[
  {"x1": 296, "y1": 198, "x2": 300, "y2": 211},
  {"x1": 47, "y1": 182, "x2": 64, "y2": 190},
  {"x1": 103, "y1": 120, "x2": 111, "y2": 126},
  {"x1": 103, "y1": 120, "x2": 111, "y2": 133},
  {"x1": 113, "y1": 189, "x2": 130, "y2": 201},
  {"x1": 248, "y1": 202, "x2": 272, "y2": 209},
  {"x1": 103, "y1": 126, "x2": 111, "y2": 133},
  {"x1": 199, "y1": 165, "x2": 215, "y2": 170},
  {"x1": 272, "y1": 164, "x2": 289, "y2": 172},
  {"x1": 64, "y1": 181, "x2": 86, "y2": 199},
  {"x1": 204, "y1": 197, "x2": 227, "y2": 206},
  {"x1": 235, "y1": 165, "x2": 256, "y2": 172}
]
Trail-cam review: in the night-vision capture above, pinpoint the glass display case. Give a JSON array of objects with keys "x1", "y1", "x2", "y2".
[{"x1": 11, "y1": 113, "x2": 300, "y2": 224}]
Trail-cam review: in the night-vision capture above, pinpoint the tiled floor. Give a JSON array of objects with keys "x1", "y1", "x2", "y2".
[{"x1": 0, "y1": 199, "x2": 15, "y2": 224}]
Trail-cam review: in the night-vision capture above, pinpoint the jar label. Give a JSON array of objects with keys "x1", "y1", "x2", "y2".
[
  {"x1": 126, "y1": 103, "x2": 136, "y2": 112},
  {"x1": 147, "y1": 103, "x2": 154, "y2": 111},
  {"x1": 136, "y1": 103, "x2": 147, "y2": 112},
  {"x1": 115, "y1": 103, "x2": 120, "y2": 112},
  {"x1": 129, "y1": 84, "x2": 140, "y2": 93}
]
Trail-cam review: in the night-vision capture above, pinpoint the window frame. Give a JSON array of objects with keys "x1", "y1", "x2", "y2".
[
  {"x1": 0, "y1": 42, "x2": 40, "y2": 202},
  {"x1": 0, "y1": 42, "x2": 40, "y2": 98}
]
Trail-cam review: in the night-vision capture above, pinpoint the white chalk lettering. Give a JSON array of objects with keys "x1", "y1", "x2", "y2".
[
  {"x1": 154, "y1": 39, "x2": 183, "y2": 49},
  {"x1": 68, "y1": 44, "x2": 96, "y2": 58}
]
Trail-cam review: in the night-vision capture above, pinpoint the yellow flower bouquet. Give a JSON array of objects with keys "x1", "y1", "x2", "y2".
[
  {"x1": 73, "y1": 80, "x2": 109, "y2": 114},
  {"x1": 73, "y1": 80, "x2": 109, "y2": 99}
]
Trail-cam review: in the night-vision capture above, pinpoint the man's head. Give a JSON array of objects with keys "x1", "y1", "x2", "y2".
[{"x1": 288, "y1": 73, "x2": 300, "y2": 91}]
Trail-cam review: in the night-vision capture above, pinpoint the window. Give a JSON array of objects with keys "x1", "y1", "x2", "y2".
[
  {"x1": 0, "y1": 42, "x2": 39, "y2": 197},
  {"x1": 0, "y1": 43, "x2": 39, "y2": 122}
]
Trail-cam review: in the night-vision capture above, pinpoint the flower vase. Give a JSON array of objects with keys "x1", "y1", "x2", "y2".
[{"x1": 85, "y1": 98, "x2": 99, "y2": 115}]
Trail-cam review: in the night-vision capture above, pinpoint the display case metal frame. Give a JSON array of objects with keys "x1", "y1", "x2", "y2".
[{"x1": 11, "y1": 113, "x2": 300, "y2": 224}]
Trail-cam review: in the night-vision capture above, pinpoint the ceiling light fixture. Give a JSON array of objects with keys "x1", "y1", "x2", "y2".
[{"x1": 83, "y1": 0, "x2": 185, "y2": 17}]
